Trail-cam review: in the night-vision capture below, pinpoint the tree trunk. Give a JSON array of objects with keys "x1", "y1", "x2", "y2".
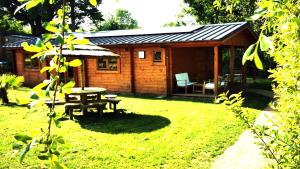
[
  {"x1": 0, "y1": 88, "x2": 9, "y2": 104},
  {"x1": 70, "y1": 0, "x2": 76, "y2": 32},
  {"x1": 29, "y1": 21, "x2": 37, "y2": 36}
]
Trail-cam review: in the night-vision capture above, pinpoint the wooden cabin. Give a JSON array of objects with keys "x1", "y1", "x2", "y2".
[{"x1": 4, "y1": 22, "x2": 256, "y2": 96}]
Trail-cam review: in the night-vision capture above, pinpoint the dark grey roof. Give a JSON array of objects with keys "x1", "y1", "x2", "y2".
[{"x1": 4, "y1": 22, "x2": 249, "y2": 48}]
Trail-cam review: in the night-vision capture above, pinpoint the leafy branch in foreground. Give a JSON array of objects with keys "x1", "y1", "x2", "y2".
[
  {"x1": 214, "y1": 0, "x2": 300, "y2": 168},
  {"x1": 216, "y1": 92, "x2": 282, "y2": 167},
  {"x1": 12, "y1": 0, "x2": 98, "y2": 168}
]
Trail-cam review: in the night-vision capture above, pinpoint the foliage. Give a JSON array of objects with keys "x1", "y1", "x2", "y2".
[
  {"x1": 0, "y1": 0, "x2": 103, "y2": 35},
  {"x1": 11, "y1": 0, "x2": 97, "y2": 167},
  {"x1": 184, "y1": 0, "x2": 256, "y2": 23},
  {"x1": 95, "y1": 9, "x2": 138, "y2": 31},
  {"x1": 215, "y1": 0, "x2": 300, "y2": 168},
  {"x1": 0, "y1": 74, "x2": 24, "y2": 104},
  {"x1": 0, "y1": 88, "x2": 270, "y2": 168},
  {"x1": 163, "y1": 6, "x2": 197, "y2": 27},
  {"x1": 0, "y1": 15, "x2": 25, "y2": 34}
]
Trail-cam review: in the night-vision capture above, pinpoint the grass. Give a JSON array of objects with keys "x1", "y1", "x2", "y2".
[{"x1": 0, "y1": 88, "x2": 270, "y2": 169}]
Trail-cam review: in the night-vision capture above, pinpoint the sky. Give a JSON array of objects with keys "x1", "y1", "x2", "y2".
[{"x1": 98, "y1": 0, "x2": 186, "y2": 29}]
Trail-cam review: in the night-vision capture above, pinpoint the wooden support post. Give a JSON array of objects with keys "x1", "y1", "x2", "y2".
[
  {"x1": 84, "y1": 58, "x2": 89, "y2": 87},
  {"x1": 230, "y1": 46, "x2": 235, "y2": 84},
  {"x1": 166, "y1": 46, "x2": 173, "y2": 96},
  {"x1": 214, "y1": 46, "x2": 219, "y2": 96},
  {"x1": 130, "y1": 47, "x2": 135, "y2": 94},
  {"x1": 80, "y1": 58, "x2": 85, "y2": 90}
]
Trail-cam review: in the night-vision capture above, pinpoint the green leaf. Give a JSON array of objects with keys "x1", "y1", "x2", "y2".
[
  {"x1": 14, "y1": 133, "x2": 32, "y2": 143},
  {"x1": 69, "y1": 43, "x2": 74, "y2": 51},
  {"x1": 14, "y1": 1, "x2": 29, "y2": 15},
  {"x1": 69, "y1": 59, "x2": 82, "y2": 67},
  {"x1": 30, "y1": 92, "x2": 39, "y2": 100},
  {"x1": 57, "y1": 9, "x2": 63, "y2": 17},
  {"x1": 72, "y1": 38, "x2": 90, "y2": 45},
  {"x1": 12, "y1": 143, "x2": 23, "y2": 150},
  {"x1": 22, "y1": 42, "x2": 43, "y2": 53},
  {"x1": 25, "y1": 0, "x2": 42, "y2": 10},
  {"x1": 40, "y1": 66, "x2": 51, "y2": 73},
  {"x1": 54, "y1": 118, "x2": 61, "y2": 128},
  {"x1": 55, "y1": 136, "x2": 65, "y2": 144},
  {"x1": 20, "y1": 143, "x2": 31, "y2": 162},
  {"x1": 33, "y1": 82, "x2": 49, "y2": 91},
  {"x1": 249, "y1": 14, "x2": 261, "y2": 21},
  {"x1": 254, "y1": 53, "x2": 263, "y2": 70},
  {"x1": 242, "y1": 44, "x2": 255, "y2": 65},
  {"x1": 260, "y1": 34, "x2": 271, "y2": 51},
  {"x1": 49, "y1": 0, "x2": 54, "y2": 4},
  {"x1": 56, "y1": 34, "x2": 64, "y2": 44},
  {"x1": 89, "y1": 0, "x2": 97, "y2": 6},
  {"x1": 44, "y1": 23, "x2": 60, "y2": 33},
  {"x1": 31, "y1": 51, "x2": 46, "y2": 59},
  {"x1": 20, "y1": 138, "x2": 37, "y2": 162},
  {"x1": 62, "y1": 81, "x2": 75, "y2": 89},
  {"x1": 38, "y1": 155, "x2": 49, "y2": 160}
]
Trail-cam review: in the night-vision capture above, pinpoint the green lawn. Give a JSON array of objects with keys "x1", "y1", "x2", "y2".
[{"x1": 0, "y1": 88, "x2": 270, "y2": 169}]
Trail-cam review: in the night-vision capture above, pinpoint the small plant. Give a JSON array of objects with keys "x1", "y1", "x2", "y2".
[
  {"x1": 12, "y1": 0, "x2": 99, "y2": 168},
  {"x1": 0, "y1": 74, "x2": 24, "y2": 105},
  {"x1": 217, "y1": 92, "x2": 299, "y2": 168}
]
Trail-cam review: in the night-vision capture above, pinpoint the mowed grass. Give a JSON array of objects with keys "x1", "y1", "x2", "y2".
[{"x1": 0, "y1": 88, "x2": 270, "y2": 169}]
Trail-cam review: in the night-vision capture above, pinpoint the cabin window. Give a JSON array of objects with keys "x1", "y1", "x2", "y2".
[
  {"x1": 153, "y1": 51, "x2": 162, "y2": 62},
  {"x1": 97, "y1": 57, "x2": 118, "y2": 71},
  {"x1": 24, "y1": 54, "x2": 39, "y2": 69}
]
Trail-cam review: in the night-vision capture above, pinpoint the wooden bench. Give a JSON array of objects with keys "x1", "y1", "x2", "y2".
[
  {"x1": 65, "y1": 102, "x2": 107, "y2": 120},
  {"x1": 102, "y1": 99, "x2": 121, "y2": 113},
  {"x1": 65, "y1": 92, "x2": 106, "y2": 120}
]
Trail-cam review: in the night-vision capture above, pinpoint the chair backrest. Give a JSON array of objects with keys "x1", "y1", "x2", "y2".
[{"x1": 175, "y1": 72, "x2": 190, "y2": 86}]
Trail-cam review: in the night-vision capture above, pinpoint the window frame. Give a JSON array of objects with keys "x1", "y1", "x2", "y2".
[
  {"x1": 97, "y1": 57, "x2": 120, "y2": 72},
  {"x1": 153, "y1": 50, "x2": 162, "y2": 62},
  {"x1": 24, "y1": 53, "x2": 40, "y2": 70}
]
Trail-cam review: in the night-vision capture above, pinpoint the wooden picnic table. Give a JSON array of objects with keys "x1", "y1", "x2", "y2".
[{"x1": 65, "y1": 87, "x2": 107, "y2": 119}]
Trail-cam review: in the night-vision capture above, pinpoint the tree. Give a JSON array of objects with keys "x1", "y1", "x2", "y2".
[
  {"x1": 184, "y1": 0, "x2": 257, "y2": 24},
  {"x1": 0, "y1": 74, "x2": 24, "y2": 104},
  {"x1": 0, "y1": 0, "x2": 103, "y2": 36},
  {"x1": 163, "y1": 6, "x2": 197, "y2": 27},
  {"x1": 0, "y1": 15, "x2": 25, "y2": 34},
  {"x1": 96, "y1": 9, "x2": 138, "y2": 31}
]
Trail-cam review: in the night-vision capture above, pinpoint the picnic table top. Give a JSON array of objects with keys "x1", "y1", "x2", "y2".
[{"x1": 69, "y1": 87, "x2": 107, "y2": 94}]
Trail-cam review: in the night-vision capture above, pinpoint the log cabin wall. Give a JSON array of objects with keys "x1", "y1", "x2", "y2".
[
  {"x1": 84, "y1": 46, "x2": 167, "y2": 95},
  {"x1": 133, "y1": 46, "x2": 167, "y2": 95},
  {"x1": 172, "y1": 47, "x2": 214, "y2": 86},
  {"x1": 85, "y1": 47, "x2": 132, "y2": 93},
  {"x1": 15, "y1": 49, "x2": 47, "y2": 87}
]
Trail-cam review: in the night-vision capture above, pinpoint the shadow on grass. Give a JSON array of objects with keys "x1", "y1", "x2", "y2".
[
  {"x1": 75, "y1": 112, "x2": 171, "y2": 134},
  {"x1": 242, "y1": 92, "x2": 272, "y2": 110},
  {"x1": 0, "y1": 102, "x2": 29, "y2": 108},
  {"x1": 116, "y1": 93, "x2": 215, "y2": 103}
]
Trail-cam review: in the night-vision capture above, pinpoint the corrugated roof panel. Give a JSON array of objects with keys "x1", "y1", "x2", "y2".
[
  {"x1": 195, "y1": 25, "x2": 229, "y2": 40},
  {"x1": 74, "y1": 26, "x2": 201, "y2": 38},
  {"x1": 204, "y1": 25, "x2": 236, "y2": 40},
  {"x1": 211, "y1": 24, "x2": 244, "y2": 40},
  {"x1": 4, "y1": 22, "x2": 250, "y2": 48},
  {"x1": 180, "y1": 26, "x2": 220, "y2": 41}
]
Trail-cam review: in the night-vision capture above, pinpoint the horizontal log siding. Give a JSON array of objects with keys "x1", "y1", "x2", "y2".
[
  {"x1": 15, "y1": 50, "x2": 47, "y2": 87},
  {"x1": 85, "y1": 48, "x2": 132, "y2": 93},
  {"x1": 133, "y1": 47, "x2": 167, "y2": 95}
]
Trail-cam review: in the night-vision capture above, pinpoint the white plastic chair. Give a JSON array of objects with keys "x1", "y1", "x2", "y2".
[
  {"x1": 203, "y1": 76, "x2": 227, "y2": 95},
  {"x1": 175, "y1": 72, "x2": 197, "y2": 94}
]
